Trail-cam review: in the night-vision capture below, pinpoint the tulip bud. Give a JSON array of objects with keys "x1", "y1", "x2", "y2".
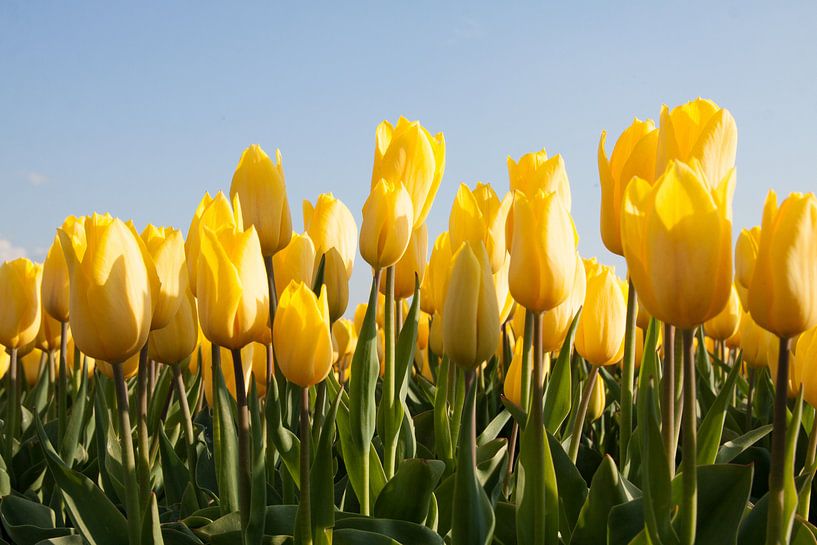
[
  {"x1": 793, "y1": 326, "x2": 817, "y2": 408},
  {"x1": 332, "y1": 318, "x2": 357, "y2": 365},
  {"x1": 230, "y1": 145, "x2": 292, "y2": 256},
  {"x1": 587, "y1": 375, "x2": 607, "y2": 422},
  {"x1": 36, "y1": 309, "x2": 68, "y2": 352},
  {"x1": 304, "y1": 193, "x2": 357, "y2": 278},
  {"x1": 416, "y1": 311, "x2": 430, "y2": 351},
  {"x1": 42, "y1": 215, "x2": 85, "y2": 323},
  {"x1": 272, "y1": 232, "x2": 316, "y2": 300},
  {"x1": 58, "y1": 214, "x2": 156, "y2": 363},
  {"x1": 503, "y1": 339, "x2": 525, "y2": 408},
  {"x1": 622, "y1": 160, "x2": 734, "y2": 329},
  {"x1": 449, "y1": 183, "x2": 512, "y2": 273},
  {"x1": 0, "y1": 350, "x2": 8, "y2": 380},
  {"x1": 542, "y1": 253, "x2": 586, "y2": 352},
  {"x1": 739, "y1": 311, "x2": 777, "y2": 368},
  {"x1": 598, "y1": 118, "x2": 659, "y2": 256},
  {"x1": 420, "y1": 231, "x2": 452, "y2": 315},
  {"x1": 429, "y1": 313, "x2": 444, "y2": 357},
  {"x1": 20, "y1": 348, "x2": 45, "y2": 387},
  {"x1": 141, "y1": 224, "x2": 187, "y2": 330},
  {"x1": 493, "y1": 255, "x2": 515, "y2": 325},
  {"x1": 98, "y1": 351, "x2": 140, "y2": 380},
  {"x1": 704, "y1": 283, "x2": 742, "y2": 341},
  {"x1": 148, "y1": 289, "x2": 198, "y2": 365},
  {"x1": 656, "y1": 98, "x2": 737, "y2": 188},
  {"x1": 197, "y1": 225, "x2": 270, "y2": 350},
  {"x1": 575, "y1": 260, "x2": 627, "y2": 366},
  {"x1": 185, "y1": 192, "x2": 242, "y2": 296},
  {"x1": 443, "y1": 242, "x2": 500, "y2": 369},
  {"x1": 360, "y1": 179, "x2": 414, "y2": 270},
  {"x1": 509, "y1": 189, "x2": 578, "y2": 312},
  {"x1": 273, "y1": 281, "x2": 333, "y2": 388},
  {"x1": 353, "y1": 303, "x2": 367, "y2": 335},
  {"x1": 735, "y1": 226, "x2": 761, "y2": 310},
  {"x1": 0, "y1": 258, "x2": 43, "y2": 350},
  {"x1": 748, "y1": 191, "x2": 817, "y2": 338},
  {"x1": 321, "y1": 247, "x2": 350, "y2": 322},
  {"x1": 393, "y1": 223, "x2": 428, "y2": 300},
  {"x1": 371, "y1": 117, "x2": 445, "y2": 225}
]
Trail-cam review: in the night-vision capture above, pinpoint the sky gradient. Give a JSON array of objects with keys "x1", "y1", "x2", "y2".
[{"x1": 2, "y1": 1, "x2": 816, "y2": 306}]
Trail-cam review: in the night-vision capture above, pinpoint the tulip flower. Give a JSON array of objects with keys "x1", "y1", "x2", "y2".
[
  {"x1": 303, "y1": 193, "x2": 357, "y2": 278},
  {"x1": 443, "y1": 241, "x2": 500, "y2": 369},
  {"x1": 185, "y1": 192, "x2": 242, "y2": 296},
  {"x1": 509, "y1": 189, "x2": 578, "y2": 313},
  {"x1": 393, "y1": 223, "x2": 428, "y2": 300},
  {"x1": 371, "y1": 116, "x2": 445, "y2": 225},
  {"x1": 656, "y1": 98, "x2": 737, "y2": 187},
  {"x1": 503, "y1": 340, "x2": 525, "y2": 408},
  {"x1": 20, "y1": 348, "x2": 45, "y2": 387},
  {"x1": 507, "y1": 149, "x2": 572, "y2": 210},
  {"x1": 322, "y1": 247, "x2": 350, "y2": 322},
  {"x1": 333, "y1": 318, "x2": 357, "y2": 364},
  {"x1": 739, "y1": 311, "x2": 775, "y2": 368},
  {"x1": 748, "y1": 191, "x2": 817, "y2": 338},
  {"x1": 598, "y1": 118, "x2": 658, "y2": 256},
  {"x1": 360, "y1": 179, "x2": 414, "y2": 270},
  {"x1": 493, "y1": 256, "x2": 515, "y2": 325},
  {"x1": 416, "y1": 311, "x2": 430, "y2": 351},
  {"x1": 575, "y1": 259, "x2": 627, "y2": 366},
  {"x1": 97, "y1": 353, "x2": 140, "y2": 380},
  {"x1": 704, "y1": 283, "x2": 742, "y2": 341},
  {"x1": 587, "y1": 375, "x2": 606, "y2": 422},
  {"x1": 198, "y1": 337, "x2": 252, "y2": 406},
  {"x1": 140, "y1": 224, "x2": 187, "y2": 330},
  {"x1": 420, "y1": 231, "x2": 452, "y2": 315},
  {"x1": 0, "y1": 258, "x2": 43, "y2": 350},
  {"x1": 541, "y1": 253, "x2": 586, "y2": 353},
  {"x1": 273, "y1": 281, "x2": 333, "y2": 388},
  {"x1": 621, "y1": 160, "x2": 734, "y2": 329},
  {"x1": 148, "y1": 289, "x2": 198, "y2": 365},
  {"x1": 230, "y1": 144, "x2": 293, "y2": 256},
  {"x1": 449, "y1": 183, "x2": 512, "y2": 273},
  {"x1": 36, "y1": 309, "x2": 68, "y2": 353},
  {"x1": 272, "y1": 232, "x2": 316, "y2": 299},
  {"x1": 735, "y1": 226, "x2": 761, "y2": 310},
  {"x1": 429, "y1": 312, "x2": 444, "y2": 357},
  {"x1": 794, "y1": 326, "x2": 817, "y2": 408},
  {"x1": 197, "y1": 225, "x2": 270, "y2": 350},
  {"x1": 42, "y1": 215, "x2": 84, "y2": 323}
]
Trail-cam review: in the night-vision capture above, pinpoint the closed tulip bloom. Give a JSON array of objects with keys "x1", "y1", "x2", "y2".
[
  {"x1": 735, "y1": 226, "x2": 761, "y2": 309},
  {"x1": 98, "y1": 351, "x2": 140, "y2": 380},
  {"x1": 371, "y1": 117, "x2": 445, "y2": 225},
  {"x1": 360, "y1": 179, "x2": 414, "y2": 270},
  {"x1": 748, "y1": 191, "x2": 817, "y2": 338},
  {"x1": 503, "y1": 339, "x2": 525, "y2": 408},
  {"x1": 542, "y1": 253, "x2": 586, "y2": 353},
  {"x1": 635, "y1": 295, "x2": 652, "y2": 330},
  {"x1": 141, "y1": 224, "x2": 187, "y2": 330},
  {"x1": 420, "y1": 231, "x2": 452, "y2": 315},
  {"x1": 20, "y1": 348, "x2": 45, "y2": 387},
  {"x1": 148, "y1": 289, "x2": 198, "y2": 365},
  {"x1": 704, "y1": 283, "x2": 742, "y2": 341},
  {"x1": 587, "y1": 376, "x2": 607, "y2": 422},
  {"x1": 598, "y1": 118, "x2": 659, "y2": 256},
  {"x1": 322, "y1": 247, "x2": 350, "y2": 322},
  {"x1": 575, "y1": 260, "x2": 627, "y2": 366},
  {"x1": 273, "y1": 281, "x2": 333, "y2": 388},
  {"x1": 416, "y1": 311, "x2": 430, "y2": 351},
  {"x1": 353, "y1": 303, "x2": 367, "y2": 335},
  {"x1": 0, "y1": 350, "x2": 8, "y2": 380},
  {"x1": 443, "y1": 242, "x2": 500, "y2": 369},
  {"x1": 509, "y1": 189, "x2": 578, "y2": 312},
  {"x1": 449, "y1": 183, "x2": 512, "y2": 273},
  {"x1": 493, "y1": 255, "x2": 515, "y2": 325},
  {"x1": 621, "y1": 160, "x2": 734, "y2": 329},
  {"x1": 656, "y1": 98, "x2": 737, "y2": 187},
  {"x1": 42, "y1": 215, "x2": 85, "y2": 322},
  {"x1": 429, "y1": 313, "x2": 444, "y2": 356},
  {"x1": 59, "y1": 214, "x2": 158, "y2": 363},
  {"x1": 0, "y1": 258, "x2": 43, "y2": 350},
  {"x1": 793, "y1": 326, "x2": 817, "y2": 408},
  {"x1": 272, "y1": 232, "x2": 316, "y2": 299},
  {"x1": 230, "y1": 144, "x2": 292, "y2": 256},
  {"x1": 36, "y1": 309, "x2": 69, "y2": 352},
  {"x1": 185, "y1": 192, "x2": 242, "y2": 296},
  {"x1": 393, "y1": 223, "x2": 428, "y2": 300},
  {"x1": 303, "y1": 193, "x2": 357, "y2": 278},
  {"x1": 740, "y1": 311, "x2": 777, "y2": 368},
  {"x1": 332, "y1": 318, "x2": 357, "y2": 364}
]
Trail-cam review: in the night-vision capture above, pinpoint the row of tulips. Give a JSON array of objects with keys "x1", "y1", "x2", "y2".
[{"x1": 0, "y1": 100, "x2": 816, "y2": 545}]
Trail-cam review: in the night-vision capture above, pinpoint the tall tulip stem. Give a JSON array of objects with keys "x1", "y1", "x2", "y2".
[
  {"x1": 172, "y1": 364, "x2": 201, "y2": 506},
  {"x1": 5, "y1": 347, "x2": 18, "y2": 475},
  {"x1": 767, "y1": 336, "x2": 793, "y2": 545},
  {"x1": 619, "y1": 279, "x2": 637, "y2": 471},
  {"x1": 112, "y1": 361, "x2": 142, "y2": 545},
  {"x1": 383, "y1": 266, "x2": 397, "y2": 478},
  {"x1": 532, "y1": 312, "x2": 544, "y2": 423},
  {"x1": 680, "y1": 329, "x2": 697, "y2": 545},
  {"x1": 136, "y1": 344, "x2": 152, "y2": 508},
  {"x1": 662, "y1": 323, "x2": 676, "y2": 476},
  {"x1": 263, "y1": 255, "x2": 278, "y2": 386},
  {"x1": 746, "y1": 367, "x2": 755, "y2": 430},
  {"x1": 521, "y1": 310, "x2": 535, "y2": 414},
  {"x1": 569, "y1": 364, "x2": 599, "y2": 463},
  {"x1": 231, "y1": 348, "x2": 252, "y2": 534},
  {"x1": 295, "y1": 386, "x2": 313, "y2": 545},
  {"x1": 57, "y1": 321, "x2": 68, "y2": 444},
  {"x1": 796, "y1": 415, "x2": 817, "y2": 519}
]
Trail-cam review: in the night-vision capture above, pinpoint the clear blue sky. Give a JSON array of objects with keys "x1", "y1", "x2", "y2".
[{"x1": 2, "y1": 1, "x2": 816, "y2": 307}]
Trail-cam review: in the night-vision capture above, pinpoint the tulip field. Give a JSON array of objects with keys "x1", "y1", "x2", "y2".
[{"x1": 2, "y1": 100, "x2": 817, "y2": 545}]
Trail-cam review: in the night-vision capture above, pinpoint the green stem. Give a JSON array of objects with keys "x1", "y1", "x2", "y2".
[
  {"x1": 680, "y1": 329, "x2": 697, "y2": 545},
  {"x1": 57, "y1": 321, "x2": 68, "y2": 444},
  {"x1": 5, "y1": 347, "x2": 18, "y2": 480},
  {"x1": 662, "y1": 323, "x2": 676, "y2": 477},
  {"x1": 796, "y1": 415, "x2": 817, "y2": 519},
  {"x1": 521, "y1": 310, "x2": 534, "y2": 415},
  {"x1": 766, "y1": 336, "x2": 793, "y2": 545},
  {"x1": 136, "y1": 345, "x2": 152, "y2": 508},
  {"x1": 263, "y1": 255, "x2": 278, "y2": 386},
  {"x1": 112, "y1": 361, "x2": 142, "y2": 545},
  {"x1": 231, "y1": 348, "x2": 252, "y2": 535},
  {"x1": 503, "y1": 421, "x2": 519, "y2": 499},
  {"x1": 620, "y1": 279, "x2": 637, "y2": 472},
  {"x1": 172, "y1": 364, "x2": 203, "y2": 507},
  {"x1": 532, "y1": 312, "x2": 544, "y2": 425},
  {"x1": 295, "y1": 386, "x2": 313, "y2": 545},
  {"x1": 383, "y1": 266, "x2": 397, "y2": 478},
  {"x1": 569, "y1": 365, "x2": 599, "y2": 463},
  {"x1": 746, "y1": 367, "x2": 755, "y2": 431}
]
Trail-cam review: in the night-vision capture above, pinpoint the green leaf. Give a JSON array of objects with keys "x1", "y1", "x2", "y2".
[
  {"x1": 335, "y1": 515, "x2": 444, "y2": 545},
  {"x1": 211, "y1": 348, "x2": 239, "y2": 515},
  {"x1": 60, "y1": 358, "x2": 88, "y2": 466},
  {"x1": 432, "y1": 357, "x2": 453, "y2": 462},
  {"x1": 140, "y1": 493, "x2": 164, "y2": 545},
  {"x1": 543, "y1": 309, "x2": 580, "y2": 432},
  {"x1": 547, "y1": 431, "x2": 588, "y2": 534},
  {"x1": 0, "y1": 495, "x2": 72, "y2": 545},
  {"x1": 34, "y1": 415, "x2": 129, "y2": 545},
  {"x1": 715, "y1": 424, "x2": 773, "y2": 464},
  {"x1": 570, "y1": 455, "x2": 634, "y2": 545},
  {"x1": 332, "y1": 529, "x2": 399, "y2": 545},
  {"x1": 265, "y1": 373, "x2": 301, "y2": 487},
  {"x1": 607, "y1": 498, "x2": 645, "y2": 545},
  {"x1": 158, "y1": 425, "x2": 191, "y2": 507},
  {"x1": 477, "y1": 410, "x2": 511, "y2": 447},
  {"x1": 374, "y1": 458, "x2": 445, "y2": 523},
  {"x1": 311, "y1": 384, "x2": 342, "y2": 532},
  {"x1": 245, "y1": 380, "x2": 266, "y2": 545},
  {"x1": 697, "y1": 353, "x2": 742, "y2": 465}
]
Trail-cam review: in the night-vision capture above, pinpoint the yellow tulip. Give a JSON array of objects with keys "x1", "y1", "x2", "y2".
[
  {"x1": 272, "y1": 232, "x2": 316, "y2": 299},
  {"x1": 197, "y1": 337, "x2": 252, "y2": 405},
  {"x1": 332, "y1": 318, "x2": 357, "y2": 364},
  {"x1": 443, "y1": 242, "x2": 500, "y2": 369},
  {"x1": 507, "y1": 149, "x2": 572, "y2": 209},
  {"x1": 420, "y1": 231, "x2": 452, "y2": 315},
  {"x1": 416, "y1": 311, "x2": 430, "y2": 351},
  {"x1": 371, "y1": 116, "x2": 445, "y2": 225},
  {"x1": 353, "y1": 303, "x2": 367, "y2": 335},
  {"x1": 735, "y1": 226, "x2": 761, "y2": 310},
  {"x1": 493, "y1": 256, "x2": 515, "y2": 325},
  {"x1": 509, "y1": 189, "x2": 578, "y2": 312},
  {"x1": 58, "y1": 214, "x2": 157, "y2": 363},
  {"x1": 587, "y1": 375, "x2": 607, "y2": 422},
  {"x1": 748, "y1": 191, "x2": 817, "y2": 338},
  {"x1": 636, "y1": 294, "x2": 652, "y2": 330},
  {"x1": 393, "y1": 223, "x2": 428, "y2": 300},
  {"x1": 21, "y1": 348, "x2": 46, "y2": 386},
  {"x1": 141, "y1": 224, "x2": 187, "y2": 330},
  {"x1": 273, "y1": 281, "x2": 333, "y2": 388},
  {"x1": 0, "y1": 350, "x2": 8, "y2": 379},
  {"x1": 322, "y1": 247, "x2": 350, "y2": 322},
  {"x1": 36, "y1": 309, "x2": 69, "y2": 352},
  {"x1": 704, "y1": 283, "x2": 742, "y2": 341},
  {"x1": 303, "y1": 193, "x2": 357, "y2": 278},
  {"x1": 148, "y1": 289, "x2": 198, "y2": 365},
  {"x1": 725, "y1": 325, "x2": 741, "y2": 351},
  {"x1": 575, "y1": 260, "x2": 627, "y2": 366},
  {"x1": 185, "y1": 192, "x2": 242, "y2": 296},
  {"x1": 230, "y1": 144, "x2": 292, "y2": 256},
  {"x1": 243, "y1": 342, "x2": 269, "y2": 397},
  {"x1": 598, "y1": 118, "x2": 659, "y2": 256},
  {"x1": 429, "y1": 313, "x2": 444, "y2": 357},
  {"x1": 42, "y1": 215, "x2": 85, "y2": 322},
  {"x1": 739, "y1": 311, "x2": 777, "y2": 368},
  {"x1": 793, "y1": 326, "x2": 817, "y2": 408},
  {"x1": 0, "y1": 258, "x2": 43, "y2": 350},
  {"x1": 542, "y1": 253, "x2": 586, "y2": 353},
  {"x1": 197, "y1": 225, "x2": 269, "y2": 350},
  {"x1": 656, "y1": 98, "x2": 737, "y2": 189},
  {"x1": 621, "y1": 160, "x2": 734, "y2": 329},
  {"x1": 449, "y1": 183, "x2": 512, "y2": 273},
  {"x1": 360, "y1": 179, "x2": 414, "y2": 270},
  {"x1": 503, "y1": 339, "x2": 525, "y2": 408},
  {"x1": 98, "y1": 351, "x2": 140, "y2": 380}
]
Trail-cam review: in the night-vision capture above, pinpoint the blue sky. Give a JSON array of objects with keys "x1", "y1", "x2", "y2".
[{"x1": 2, "y1": 1, "x2": 816, "y2": 307}]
